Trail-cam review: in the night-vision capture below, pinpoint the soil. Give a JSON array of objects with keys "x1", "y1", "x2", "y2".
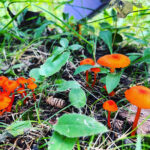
[{"x1": 0, "y1": 29, "x2": 150, "y2": 150}]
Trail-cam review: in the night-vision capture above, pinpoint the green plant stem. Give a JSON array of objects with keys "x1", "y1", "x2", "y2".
[
  {"x1": 77, "y1": 138, "x2": 81, "y2": 150},
  {"x1": 112, "y1": 20, "x2": 117, "y2": 49},
  {"x1": 87, "y1": 135, "x2": 95, "y2": 150},
  {"x1": 32, "y1": 4, "x2": 93, "y2": 48}
]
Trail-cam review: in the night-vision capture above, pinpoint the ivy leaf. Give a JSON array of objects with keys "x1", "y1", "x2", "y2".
[{"x1": 54, "y1": 113, "x2": 108, "y2": 138}]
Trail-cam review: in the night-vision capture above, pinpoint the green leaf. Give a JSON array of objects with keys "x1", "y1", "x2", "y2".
[
  {"x1": 6, "y1": 121, "x2": 32, "y2": 137},
  {"x1": 12, "y1": 63, "x2": 24, "y2": 69},
  {"x1": 111, "y1": 9, "x2": 117, "y2": 22},
  {"x1": 74, "y1": 65, "x2": 95, "y2": 75},
  {"x1": 69, "y1": 44, "x2": 83, "y2": 51},
  {"x1": 60, "y1": 38, "x2": 69, "y2": 48},
  {"x1": 29, "y1": 68, "x2": 44, "y2": 82},
  {"x1": 54, "y1": 113, "x2": 108, "y2": 138},
  {"x1": 52, "y1": 46, "x2": 65, "y2": 58},
  {"x1": 112, "y1": 33, "x2": 123, "y2": 43},
  {"x1": 143, "y1": 48, "x2": 150, "y2": 63},
  {"x1": 34, "y1": 21, "x2": 54, "y2": 38},
  {"x1": 57, "y1": 80, "x2": 80, "y2": 92},
  {"x1": 106, "y1": 72, "x2": 122, "y2": 93},
  {"x1": 99, "y1": 67, "x2": 109, "y2": 73},
  {"x1": 99, "y1": 30, "x2": 113, "y2": 54},
  {"x1": 40, "y1": 52, "x2": 70, "y2": 77},
  {"x1": 48, "y1": 132, "x2": 76, "y2": 150},
  {"x1": 69, "y1": 88, "x2": 86, "y2": 108},
  {"x1": 129, "y1": 55, "x2": 140, "y2": 62},
  {"x1": 125, "y1": 35, "x2": 148, "y2": 45},
  {"x1": 100, "y1": 22, "x2": 112, "y2": 29}
]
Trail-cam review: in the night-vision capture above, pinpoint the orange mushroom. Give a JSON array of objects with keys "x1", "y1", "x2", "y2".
[
  {"x1": 0, "y1": 94, "x2": 11, "y2": 115},
  {"x1": 90, "y1": 68, "x2": 101, "y2": 87},
  {"x1": 103, "y1": 100, "x2": 118, "y2": 128},
  {"x1": 17, "y1": 77, "x2": 28, "y2": 88},
  {"x1": 27, "y1": 77, "x2": 36, "y2": 84},
  {"x1": 3, "y1": 80, "x2": 19, "y2": 94},
  {"x1": 103, "y1": 85, "x2": 115, "y2": 97},
  {"x1": 0, "y1": 76, "x2": 8, "y2": 91},
  {"x1": 97, "y1": 54, "x2": 130, "y2": 73},
  {"x1": 125, "y1": 86, "x2": 150, "y2": 136},
  {"x1": 80, "y1": 58, "x2": 95, "y2": 87},
  {"x1": 17, "y1": 87, "x2": 27, "y2": 99},
  {"x1": 27, "y1": 83, "x2": 37, "y2": 101},
  {"x1": 78, "y1": 24, "x2": 82, "y2": 36},
  {"x1": 2, "y1": 80, "x2": 19, "y2": 112}
]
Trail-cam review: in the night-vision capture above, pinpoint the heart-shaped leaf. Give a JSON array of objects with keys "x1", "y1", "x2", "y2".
[
  {"x1": 29, "y1": 68, "x2": 44, "y2": 82},
  {"x1": 57, "y1": 80, "x2": 80, "y2": 92},
  {"x1": 40, "y1": 52, "x2": 70, "y2": 77},
  {"x1": 69, "y1": 88, "x2": 86, "y2": 108},
  {"x1": 48, "y1": 132, "x2": 77, "y2": 150},
  {"x1": 74, "y1": 65, "x2": 95, "y2": 75},
  {"x1": 54, "y1": 113, "x2": 108, "y2": 138},
  {"x1": 143, "y1": 48, "x2": 150, "y2": 63},
  {"x1": 99, "y1": 31, "x2": 113, "y2": 54},
  {"x1": 106, "y1": 72, "x2": 122, "y2": 93},
  {"x1": 60, "y1": 38, "x2": 69, "y2": 48},
  {"x1": 69, "y1": 44, "x2": 83, "y2": 51}
]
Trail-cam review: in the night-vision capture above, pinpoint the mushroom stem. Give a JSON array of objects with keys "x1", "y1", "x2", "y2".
[
  {"x1": 110, "y1": 68, "x2": 115, "y2": 73},
  {"x1": 78, "y1": 24, "x2": 82, "y2": 35},
  {"x1": 86, "y1": 70, "x2": 89, "y2": 87},
  {"x1": 22, "y1": 84, "x2": 25, "y2": 89},
  {"x1": 32, "y1": 90, "x2": 36, "y2": 101},
  {"x1": 0, "y1": 109, "x2": 5, "y2": 116},
  {"x1": 103, "y1": 85, "x2": 115, "y2": 96},
  {"x1": 92, "y1": 73, "x2": 97, "y2": 87},
  {"x1": 6, "y1": 93, "x2": 15, "y2": 112},
  {"x1": 131, "y1": 107, "x2": 141, "y2": 136},
  {"x1": 107, "y1": 111, "x2": 111, "y2": 128}
]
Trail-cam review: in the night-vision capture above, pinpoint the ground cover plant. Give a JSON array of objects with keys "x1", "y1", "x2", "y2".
[{"x1": 0, "y1": 0, "x2": 150, "y2": 149}]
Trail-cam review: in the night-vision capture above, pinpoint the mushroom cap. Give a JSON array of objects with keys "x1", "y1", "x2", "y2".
[
  {"x1": 103, "y1": 100, "x2": 118, "y2": 112},
  {"x1": 97, "y1": 54, "x2": 130, "y2": 69},
  {"x1": 3, "y1": 80, "x2": 19, "y2": 93},
  {"x1": 90, "y1": 68, "x2": 101, "y2": 73},
  {"x1": 17, "y1": 87, "x2": 26, "y2": 94},
  {"x1": 27, "y1": 83, "x2": 37, "y2": 90},
  {"x1": 27, "y1": 77, "x2": 36, "y2": 84},
  {"x1": 17, "y1": 77, "x2": 27, "y2": 85},
  {"x1": 0, "y1": 76, "x2": 8, "y2": 86},
  {"x1": 0, "y1": 95, "x2": 11, "y2": 110},
  {"x1": 80, "y1": 58, "x2": 95, "y2": 66},
  {"x1": 125, "y1": 86, "x2": 150, "y2": 109}
]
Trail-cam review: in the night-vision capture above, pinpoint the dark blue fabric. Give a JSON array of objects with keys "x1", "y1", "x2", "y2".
[{"x1": 63, "y1": 0, "x2": 110, "y2": 20}]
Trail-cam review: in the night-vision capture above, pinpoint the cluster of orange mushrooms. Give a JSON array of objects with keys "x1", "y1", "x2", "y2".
[
  {"x1": 80, "y1": 53, "x2": 150, "y2": 136},
  {"x1": 0, "y1": 76, "x2": 37, "y2": 116}
]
